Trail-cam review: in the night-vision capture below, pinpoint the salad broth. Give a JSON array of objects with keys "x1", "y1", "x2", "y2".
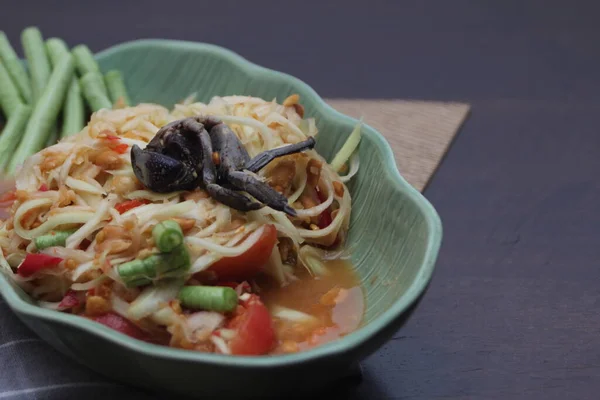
[{"x1": 259, "y1": 260, "x2": 364, "y2": 353}]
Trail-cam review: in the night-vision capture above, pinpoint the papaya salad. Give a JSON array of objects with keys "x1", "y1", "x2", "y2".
[{"x1": 0, "y1": 94, "x2": 364, "y2": 356}]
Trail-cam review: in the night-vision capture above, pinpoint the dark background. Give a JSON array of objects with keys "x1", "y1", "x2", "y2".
[{"x1": 1, "y1": 1, "x2": 600, "y2": 399}]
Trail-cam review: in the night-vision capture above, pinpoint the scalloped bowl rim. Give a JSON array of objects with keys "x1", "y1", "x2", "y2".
[{"x1": 0, "y1": 39, "x2": 442, "y2": 368}]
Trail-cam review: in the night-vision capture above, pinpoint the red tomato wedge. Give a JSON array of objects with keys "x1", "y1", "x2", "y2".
[
  {"x1": 58, "y1": 290, "x2": 81, "y2": 310},
  {"x1": 316, "y1": 188, "x2": 332, "y2": 229},
  {"x1": 113, "y1": 143, "x2": 129, "y2": 154},
  {"x1": 0, "y1": 190, "x2": 16, "y2": 204},
  {"x1": 207, "y1": 224, "x2": 277, "y2": 281},
  {"x1": 228, "y1": 294, "x2": 275, "y2": 355},
  {"x1": 114, "y1": 199, "x2": 150, "y2": 214},
  {"x1": 91, "y1": 312, "x2": 148, "y2": 341},
  {"x1": 17, "y1": 253, "x2": 63, "y2": 277}
]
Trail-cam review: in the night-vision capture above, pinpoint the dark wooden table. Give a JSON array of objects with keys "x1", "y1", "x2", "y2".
[{"x1": 2, "y1": 1, "x2": 599, "y2": 399}]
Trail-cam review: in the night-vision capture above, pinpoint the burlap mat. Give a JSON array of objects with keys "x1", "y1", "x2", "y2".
[{"x1": 326, "y1": 99, "x2": 470, "y2": 191}]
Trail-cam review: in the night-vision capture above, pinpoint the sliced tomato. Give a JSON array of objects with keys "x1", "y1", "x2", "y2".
[
  {"x1": 316, "y1": 188, "x2": 332, "y2": 229},
  {"x1": 207, "y1": 224, "x2": 277, "y2": 281},
  {"x1": 17, "y1": 253, "x2": 63, "y2": 277},
  {"x1": 91, "y1": 312, "x2": 148, "y2": 341},
  {"x1": 104, "y1": 134, "x2": 120, "y2": 142},
  {"x1": 0, "y1": 190, "x2": 16, "y2": 205},
  {"x1": 38, "y1": 184, "x2": 48, "y2": 192},
  {"x1": 0, "y1": 190, "x2": 16, "y2": 219},
  {"x1": 228, "y1": 294, "x2": 275, "y2": 355},
  {"x1": 58, "y1": 290, "x2": 81, "y2": 310},
  {"x1": 113, "y1": 143, "x2": 129, "y2": 154},
  {"x1": 114, "y1": 199, "x2": 150, "y2": 214}
]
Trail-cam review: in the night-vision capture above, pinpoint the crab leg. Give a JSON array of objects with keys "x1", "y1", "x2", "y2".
[
  {"x1": 244, "y1": 137, "x2": 316, "y2": 173},
  {"x1": 227, "y1": 171, "x2": 297, "y2": 216},
  {"x1": 195, "y1": 122, "x2": 264, "y2": 212}
]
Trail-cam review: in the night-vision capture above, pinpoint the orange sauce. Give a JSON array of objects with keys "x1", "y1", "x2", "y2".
[{"x1": 258, "y1": 259, "x2": 364, "y2": 353}]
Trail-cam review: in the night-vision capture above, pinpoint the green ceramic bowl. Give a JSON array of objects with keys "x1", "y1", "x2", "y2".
[{"x1": 0, "y1": 39, "x2": 442, "y2": 398}]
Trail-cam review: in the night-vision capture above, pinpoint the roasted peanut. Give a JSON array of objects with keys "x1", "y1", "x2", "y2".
[
  {"x1": 40, "y1": 152, "x2": 67, "y2": 172},
  {"x1": 93, "y1": 149, "x2": 122, "y2": 169},
  {"x1": 333, "y1": 181, "x2": 344, "y2": 197},
  {"x1": 306, "y1": 159, "x2": 322, "y2": 187},
  {"x1": 85, "y1": 295, "x2": 111, "y2": 316},
  {"x1": 212, "y1": 152, "x2": 221, "y2": 166},
  {"x1": 280, "y1": 340, "x2": 299, "y2": 354},
  {"x1": 111, "y1": 175, "x2": 139, "y2": 195},
  {"x1": 283, "y1": 94, "x2": 300, "y2": 107},
  {"x1": 293, "y1": 103, "x2": 305, "y2": 118},
  {"x1": 172, "y1": 218, "x2": 196, "y2": 232},
  {"x1": 268, "y1": 160, "x2": 296, "y2": 194}
]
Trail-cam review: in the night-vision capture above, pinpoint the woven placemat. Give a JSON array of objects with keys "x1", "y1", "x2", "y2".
[{"x1": 326, "y1": 99, "x2": 470, "y2": 191}]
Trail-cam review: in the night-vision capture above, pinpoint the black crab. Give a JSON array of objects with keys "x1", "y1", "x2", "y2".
[{"x1": 130, "y1": 116, "x2": 316, "y2": 217}]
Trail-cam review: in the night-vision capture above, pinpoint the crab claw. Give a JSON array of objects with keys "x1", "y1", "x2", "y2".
[{"x1": 131, "y1": 145, "x2": 198, "y2": 193}]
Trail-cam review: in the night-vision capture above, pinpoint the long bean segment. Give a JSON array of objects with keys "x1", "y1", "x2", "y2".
[
  {"x1": 0, "y1": 32, "x2": 31, "y2": 102},
  {"x1": 105, "y1": 70, "x2": 130, "y2": 106},
  {"x1": 80, "y1": 72, "x2": 112, "y2": 111},
  {"x1": 21, "y1": 27, "x2": 51, "y2": 102},
  {"x1": 117, "y1": 245, "x2": 191, "y2": 287},
  {"x1": 61, "y1": 79, "x2": 84, "y2": 137},
  {"x1": 153, "y1": 220, "x2": 184, "y2": 252},
  {"x1": 178, "y1": 286, "x2": 238, "y2": 312},
  {"x1": 46, "y1": 38, "x2": 69, "y2": 65},
  {"x1": 46, "y1": 38, "x2": 85, "y2": 138},
  {"x1": 0, "y1": 60, "x2": 23, "y2": 117},
  {"x1": 34, "y1": 229, "x2": 77, "y2": 250},
  {"x1": 0, "y1": 104, "x2": 31, "y2": 171},
  {"x1": 72, "y1": 45, "x2": 101, "y2": 75},
  {"x1": 8, "y1": 53, "x2": 74, "y2": 172}
]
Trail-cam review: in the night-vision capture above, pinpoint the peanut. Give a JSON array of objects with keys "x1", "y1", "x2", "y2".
[
  {"x1": 172, "y1": 218, "x2": 196, "y2": 232},
  {"x1": 320, "y1": 287, "x2": 341, "y2": 306},
  {"x1": 212, "y1": 152, "x2": 221, "y2": 166},
  {"x1": 268, "y1": 160, "x2": 296, "y2": 194},
  {"x1": 306, "y1": 159, "x2": 322, "y2": 187},
  {"x1": 65, "y1": 259, "x2": 78, "y2": 270},
  {"x1": 111, "y1": 175, "x2": 139, "y2": 195},
  {"x1": 293, "y1": 103, "x2": 305, "y2": 118},
  {"x1": 280, "y1": 340, "x2": 299, "y2": 354},
  {"x1": 283, "y1": 94, "x2": 300, "y2": 107},
  {"x1": 40, "y1": 152, "x2": 67, "y2": 172},
  {"x1": 333, "y1": 181, "x2": 344, "y2": 197},
  {"x1": 93, "y1": 149, "x2": 122, "y2": 169},
  {"x1": 85, "y1": 295, "x2": 111, "y2": 316}
]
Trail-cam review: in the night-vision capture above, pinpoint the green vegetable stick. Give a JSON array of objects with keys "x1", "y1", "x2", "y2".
[
  {"x1": 60, "y1": 79, "x2": 84, "y2": 137},
  {"x1": 46, "y1": 37, "x2": 69, "y2": 64},
  {"x1": 72, "y1": 45, "x2": 107, "y2": 94},
  {"x1": 0, "y1": 60, "x2": 24, "y2": 118},
  {"x1": 0, "y1": 104, "x2": 31, "y2": 171},
  {"x1": 72, "y1": 44, "x2": 101, "y2": 75},
  {"x1": 330, "y1": 119, "x2": 363, "y2": 172},
  {"x1": 80, "y1": 72, "x2": 112, "y2": 111},
  {"x1": 46, "y1": 38, "x2": 84, "y2": 138},
  {"x1": 118, "y1": 245, "x2": 191, "y2": 287},
  {"x1": 153, "y1": 220, "x2": 184, "y2": 252},
  {"x1": 104, "y1": 70, "x2": 130, "y2": 106},
  {"x1": 44, "y1": 38, "x2": 67, "y2": 146},
  {"x1": 34, "y1": 229, "x2": 77, "y2": 250},
  {"x1": 178, "y1": 286, "x2": 238, "y2": 312},
  {"x1": 7, "y1": 54, "x2": 74, "y2": 173},
  {"x1": 0, "y1": 32, "x2": 31, "y2": 103},
  {"x1": 21, "y1": 27, "x2": 51, "y2": 102}
]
